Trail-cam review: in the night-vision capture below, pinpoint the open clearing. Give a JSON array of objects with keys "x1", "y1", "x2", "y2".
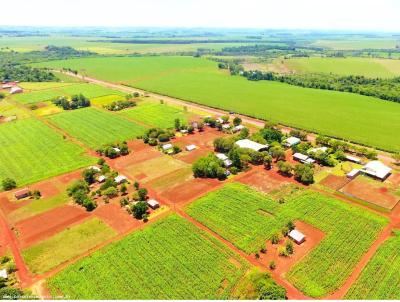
[
  {"x1": 281, "y1": 57, "x2": 400, "y2": 78},
  {"x1": 47, "y1": 215, "x2": 248, "y2": 299},
  {"x1": 186, "y1": 182, "x2": 387, "y2": 298},
  {"x1": 12, "y1": 83, "x2": 125, "y2": 104},
  {"x1": 47, "y1": 107, "x2": 146, "y2": 149},
  {"x1": 35, "y1": 56, "x2": 400, "y2": 151},
  {"x1": 22, "y1": 218, "x2": 116, "y2": 275},
  {"x1": 0, "y1": 118, "x2": 96, "y2": 186},
  {"x1": 345, "y1": 230, "x2": 400, "y2": 299}
]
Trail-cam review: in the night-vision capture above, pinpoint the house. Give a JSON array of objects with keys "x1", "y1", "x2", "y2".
[
  {"x1": 235, "y1": 139, "x2": 269, "y2": 152},
  {"x1": 180, "y1": 129, "x2": 188, "y2": 134},
  {"x1": 345, "y1": 155, "x2": 362, "y2": 164},
  {"x1": 289, "y1": 229, "x2": 306, "y2": 245},
  {"x1": 347, "y1": 169, "x2": 360, "y2": 179},
  {"x1": 283, "y1": 136, "x2": 301, "y2": 148},
  {"x1": 186, "y1": 144, "x2": 197, "y2": 151},
  {"x1": 0, "y1": 269, "x2": 8, "y2": 279},
  {"x1": 308, "y1": 146, "x2": 328, "y2": 154},
  {"x1": 10, "y1": 86, "x2": 23, "y2": 94},
  {"x1": 361, "y1": 161, "x2": 392, "y2": 180},
  {"x1": 114, "y1": 175, "x2": 127, "y2": 184},
  {"x1": 293, "y1": 153, "x2": 315, "y2": 164},
  {"x1": 113, "y1": 147, "x2": 121, "y2": 154},
  {"x1": 162, "y1": 143, "x2": 173, "y2": 151},
  {"x1": 89, "y1": 166, "x2": 101, "y2": 172},
  {"x1": 147, "y1": 199, "x2": 160, "y2": 210},
  {"x1": 223, "y1": 159, "x2": 233, "y2": 167},
  {"x1": 216, "y1": 153, "x2": 228, "y2": 161},
  {"x1": 14, "y1": 188, "x2": 30, "y2": 200},
  {"x1": 216, "y1": 117, "x2": 224, "y2": 124},
  {"x1": 222, "y1": 124, "x2": 231, "y2": 130},
  {"x1": 98, "y1": 175, "x2": 106, "y2": 183},
  {"x1": 232, "y1": 125, "x2": 245, "y2": 133}
]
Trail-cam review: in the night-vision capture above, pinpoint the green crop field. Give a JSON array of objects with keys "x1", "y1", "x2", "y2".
[
  {"x1": 120, "y1": 100, "x2": 189, "y2": 128},
  {"x1": 35, "y1": 56, "x2": 400, "y2": 152},
  {"x1": 47, "y1": 107, "x2": 146, "y2": 149},
  {"x1": 22, "y1": 218, "x2": 116, "y2": 274},
  {"x1": 0, "y1": 99, "x2": 31, "y2": 120},
  {"x1": 90, "y1": 94, "x2": 125, "y2": 107},
  {"x1": 282, "y1": 57, "x2": 400, "y2": 78},
  {"x1": 186, "y1": 183, "x2": 387, "y2": 298},
  {"x1": 345, "y1": 231, "x2": 400, "y2": 299},
  {"x1": 12, "y1": 83, "x2": 125, "y2": 104},
  {"x1": 0, "y1": 118, "x2": 96, "y2": 187},
  {"x1": 19, "y1": 82, "x2": 76, "y2": 91},
  {"x1": 47, "y1": 215, "x2": 248, "y2": 299}
]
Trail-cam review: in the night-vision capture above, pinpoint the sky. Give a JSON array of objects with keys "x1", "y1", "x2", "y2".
[{"x1": 3, "y1": 0, "x2": 400, "y2": 31}]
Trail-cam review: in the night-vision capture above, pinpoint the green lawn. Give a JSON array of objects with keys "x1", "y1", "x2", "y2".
[
  {"x1": 12, "y1": 83, "x2": 125, "y2": 104},
  {"x1": 35, "y1": 56, "x2": 400, "y2": 152},
  {"x1": 0, "y1": 118, "x2": 96, "y2": 187},
  {"x1": 47, "y1": 214, "x2": 249, "y2": 299},
  {"x1": 120, "y1": 100, "x2": 189, "y2": 128},
  {"x1": 47, "y1": 107, "x2": 146, "y2": 149},
  {"x1": 345, "y1": 231, "x2": 400, "y2": 299},
  {"x1": 283, "y1": 57, "x2": 400, "y2": 78},
  {"x1": 186, "y1": 183, "x2": 388, "y2": 298},
  {"x1": 22, "y1": 218, "x2": 116, "y2": 274}
]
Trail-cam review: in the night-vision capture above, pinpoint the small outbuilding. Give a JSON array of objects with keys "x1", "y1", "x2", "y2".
[
  {"x1": 162, "y1": 143, "x2": 173, "y2": 151},
  {"x1": 361, "y1": 161, "x2": 392, "y2": 181},
  {"x1": 293, "y1": 153, "x2": 314, "y2": 164},
  {"x1": 347, "y1": 169, "x2": 360, "y2": 179},
  {"x1": 186, "y1": 144, "x2": 197, "y2": 151},
  {"x1": 222, "y1": 124, "x2": 231, "y2": 130},
  {"x1": 283, "y1": 136, "x2": 301, "y2": 148},
  {"x1": 308, "y1": 146, "x2": 328, "y2": 154},
  {"x1": 289, "y1": 229, "x2": 306, "y2": 245},
  {"x1": 89, "y1": 166, "x2": 101, "y2": 172},
  {"x1": 235, "y1": 139, "x2": 269, "y2": 152},
  {"x1": 113, "y1": 147, "x2": 121, "y2": 154},
  {"x1": 232, "y1": 125, "x2": 245, "y2": 133},
  {"x1": 14, "y1": 188, "x2": 30, "y2": 200},
  {"x1": 10, "y1": 86, "x2": 23, "y2": 94},
  {"x1": 0, "y1": 269, "x2": 8, "y2": 279},
  {"x1": 147, "y1": 199, "x2": 160, "y2": 210},
  {"x1": 345, "y1": 155, "x2": 362, "y2": 164},
  {"x1": 114, "y1": 175, "x2": 127, "y2": 184},
  {"x1": 98, "y1": 175, "x2": 106, "y2": 183},
  {"x1": 216, "y1": 153, "x2": 229, "y2": 161}
]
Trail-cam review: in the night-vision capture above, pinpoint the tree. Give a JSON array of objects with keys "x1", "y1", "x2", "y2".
[
  {"x1": 263, "y1": 154, "x2": 273, "y2": 170},
  {"x1": 271, "y1": 233, "x2": 280, "y2": 244},
  {"x1": 187, "y1": 125, "x2": 195, "y2": 134},
  {"x1": 238, "y1": 127, "x2": 249, "y2": 139},
  {"x1": 260, "y1": 127, "x2": 283, "y2": 143},
  {"x1": 270, "y1": 145, "x2": 286, "y2": 162},
  {"x1": 392, "y1": 153, "x2": 400, "y2": 165},
  {"x1": 277, "y1": 161, "x2": 292, "y2": 176},
  {"x1": 0, "y1": 287, "x2": 24, "y2": 300},
  {"x1": 293, "y1": 164, "x2": 314, "y2": 184},
  {"x1": 97, "y1": 158, "x2": 105, "y2": 166},
  {"x1": 103, "y1": 186, "x2": 118, "y2": 198},
  {"x1": 138, "y1": 188, "x2": 148, "y2": 201},
  {"x1": 132, "y1": 201, "x2": 148, "y2": 219},
  {"x1": 285, "y1": 240, "x2": 294, "y2": 255},
  {"x1": 213, "y1": 137, "x2": 235, "y2": 153},
  {"x1": 173, "y1": 145, "x2": 182, "y2": 154},
  {"x1": 2, "y1": 178, "x2": 16, "y2": 191},
  {"x1": 174, "y1": 118, "x2": 181, "y2": 130},
  {"x1": 120, "y1": 184, "x2": 128, "y2": 195},
  {"x1": 82, "y1": 168, "x2": 97, "y2": 184},
  {"x1": 233, "y1": 116, "x2": 242, "y2": 126},
  {"x1": 365, "y1": 149, "x2": 378, "y2": 160},
  {"x1": 133, "y1": 181, "x2": 140, "y2": 190},
  {"x1": 269, "y1": 261, "x2": 276, "y2": 270},
  {"x1": 32, "y1": 190, "x2": 41, "y2": 199},
  {"x1": 192, "y1": 154, "x2": 224, "y2": 178},
  {"x1": 287, "y1": 221, "x2": 295, "y2": 231},
  {"x1": 221, "y1": 115, "x2": 229, "y2": 123},
  {"x1": 197, "y1": 121, "x2": 205, "y2": 132}
]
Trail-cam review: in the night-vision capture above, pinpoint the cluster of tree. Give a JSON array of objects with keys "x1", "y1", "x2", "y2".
[
  {"x1": 192, "y1": 153, "x2": 227, "y2": 180},
  {"x1": 242, "y1": 70, "x2": 400, "y2": 103},
  {"x1": 104, "y1": 100, "x2": 136, "y2": 111},
  {"x1": 52, "y1": 94, "x2": 90, "y2": 110},
  {"x1": 67, "y1": 180, "x2": 97, "y2": 211},
  {"x1": 142, "y1": 128, "x2": 175, "y2": 146},
  {"x1": 1, "y1": 178, "x2": 17, "y2": 191},
  {"x1": 174, "y1": 118, "x2": 195, "y2": 133},
  {"x1": 0, "y1": 256, "x2": 25, "y2": 300},
  {"x1": 120, "y1": 181, "x2": 149, "y2": 220},
  {"x1": 276, "y1": 161, "x2": 315, "y2": 184},
  {"x1": 96, "y1": 142, "x2": 129, "y2": 159},
  {"x1": 0, "y1": 64, "x2": 57, "y2": 82}
]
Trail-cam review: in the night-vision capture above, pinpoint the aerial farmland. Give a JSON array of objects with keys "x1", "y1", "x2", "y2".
[{"x1": 0, "y1": 2, "x2": 400, "y2": 301}]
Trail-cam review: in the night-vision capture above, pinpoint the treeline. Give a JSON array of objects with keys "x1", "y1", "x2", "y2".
[
  {"x1": 215, "y1": 44, "x2": 322, "y2": 56},
  {"x1": 0, "y1": 64, "x2": 57, "y2": 82},
  {"x1": 243, "y1": 70, "x2": 400, "y2": 103}
]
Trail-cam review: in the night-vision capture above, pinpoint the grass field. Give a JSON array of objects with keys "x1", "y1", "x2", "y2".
[
  {"x1": 282, "y1": 57, "x2": 400, "y2": 78},
  {"x1": 186, "y1": 183, "x2": 387, "y2": 297},
  {"x1": 0, "y1": 99, "x2": 31, "y2": 119},
  {"x1": 13, "y1": 83, "x2": 125, "y2": 104},
  {"x1": 18, "y1": 82, "x2": 76, "y2": 91},
  {"x1": 32, "y1": 102, "x2": 63, "y2": 116},
  {"x1": 35, "y1": 56, "x2": 400, "y2": 152},
  {"x1": 120, "y1": 100, "x2": 190, "y2": 128},
  {"x1": 345, "y1": 231, "x2": 400, "y2": 299},
  {"x1": 47, "y1": 214, "x2": 248, "y2": 299},
  {"x1": 22, "y1": 218, "x2": 116, "y2": 274},
  {"x1": 0, "y1": 118, "x2": 96, "y2": 187},
  {"x1": 47, "y1": 107, "x2": 146, "y2": 149}
]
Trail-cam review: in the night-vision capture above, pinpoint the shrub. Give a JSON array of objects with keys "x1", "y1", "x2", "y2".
[
  {"x1": 132, "y1": 201, "x2": 148, "y2": 219},
  {"x1": 158, "y1": 133, "x2": 170, "y2": 142},
  {"x1": 138, "y1": 188, "x2": 148, "y2": 201},
  {"x1": 285, "y1": 240, "x2": 294, "y2": 255},
  {"x1": 271, "y1": 233, "x2": 280, "y2": 244},
  {"x1": 2, "y1": 178, "x2": 16, "y2": 191},
  {"x1": 269, "y1": 261, "x2": 276, "y2": 270},
  {"x1": 278, "y1": 246, "x2": 289, "y2": 257},
  {"x1": 102, "y1": 187, "x2": 118, "y2": 198}
]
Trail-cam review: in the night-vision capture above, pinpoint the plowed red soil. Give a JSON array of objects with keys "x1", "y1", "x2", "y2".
[
  {"x1": 94, "y1": 203, "x2": 139, "y2": 233},
  {"x1": 320, "y1": 175, "x2": 351, "y2": 191},
  {"x1": 15, "y1": 205, "x2": 90, "y2": 248},
  {"x1": 237, "y1": 167, "x2": 292, "y2": 193},
  {"x1": 175, "y1": 148, "x2": 210, "y2": 164}
]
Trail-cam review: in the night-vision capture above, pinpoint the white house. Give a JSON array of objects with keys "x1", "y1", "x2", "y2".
[
  {"x1": 113, "y1": 147, "x2": 121, "y2": 153},
  {"x1": 289, "y1": 229, "x2": 306, "y2": 245},
  {"x1": 222, "y1": 124, "x2": 231, "y2": 130},
  {"x1": 232, "y1": 125, "x2": 245, "y2": 133},
  {"x1": 186, "y1": 144, "x2": 197, "y2": 151},
  {"x1": 0, "y1": 269, "x2": 7, "y2": 279},
  {"x1": 162, "y1": 143, "x2": 173, "y2": 151},
  {"x1": 308, "y1": 146, "x2": 328, "y2": 154},
  {"x1": 293, "y1": 153, "x2": 315, "y2": 164},
  {"x1": 216, "y1": 153, "x2": 228, "y2": 161},
  {"x1": 147, "y1": 199, "x2": 160, "y2": 210},
  {"x1": 347, "y1": 169, "x2": 360, "y2": 179},
  {"x1": 98, "y1": 175, "x2": 106, "y2": 183},
  {"x1": 361, "y1": 161, "x2": 392, "y2": 180},
  {"x1": 284, "y1": 136, "x2": 301, "y2": 148},
  {"x1": 114, "y1": 175, "x2": 127, "y2": 184},
  {"x1": 345, "y1": 155, "x2": 362, "y2": 164},
  {"x1": 10, "y1": 86, "x2": 23, "y2": 94},
  {"x1": 89, "y1": 166, "x2": 101, "y2": 172},
  {"x1": 235, "y1": 139, "x2": 269, "y2": 152}
]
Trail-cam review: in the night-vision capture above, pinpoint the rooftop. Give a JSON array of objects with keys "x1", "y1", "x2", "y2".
[{"x1": 235, "y1": 139, "x2": 269, "y2": 152}]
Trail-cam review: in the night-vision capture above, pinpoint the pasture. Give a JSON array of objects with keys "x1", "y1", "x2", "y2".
[
  {"x1": 12, "y1": 83, "x2": 125, "y2": 104},
  {"x1": 120, "y1": 99, "x2": 190, "y2": 128},
  {"x1": 0, "y1": 118, "x2": 96, "y2": 187},
  {"x1": 46, "y1": 215, "x2": 248, "y2": 299},
  {"x1": 22, "y1": 218, "x2": 116, "y2": 274},
  {"x1": 47, "y1": 107, "x2": 146, "y2": 149},
  {"x1": 345, "y1": 231, "x2": 400, "y2": 299},
  {"x1": 35, "y1": 56, "x2": 400, "y2": 151},
  {"x1": 186, "y1": 183, "x2": 387, "y2": 297},
  {"x1": 282, "y1": 57, "x2": 400, "y2": 78}
]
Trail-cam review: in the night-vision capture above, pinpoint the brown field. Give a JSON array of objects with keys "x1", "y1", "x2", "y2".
[
  {"x1": 146, "y1": 167, "x2": 194, "y2": 193},
  {"x1": 93, "y1": 203, "x2": 141, "y2": 233},
  {"x1": 320, "y1": 175, "x2": 351, "y2": 191}
]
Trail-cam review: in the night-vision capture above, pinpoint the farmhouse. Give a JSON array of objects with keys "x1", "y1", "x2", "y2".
[
  {"x1": 235, "y1": 139, "x2": 269, "y2": 152},
  {"x1": 147, "y1": 199, "x2": 160, "y2": 210},
  {"x1": 361, "y1": 161, "x2": 392, "y2": 180},
  {"x1": 232, "y1": 125, "x2": 245, "y2": 133},
  {"x1": 14, "y1": 188, "x2": 30, "y2": 200},
  {"x1": 283, "y1": 136, "x2": 301, "y2": 148},
  {"x1": 347, "y1": 169, "x2": 360, "y2": 179},
  {"x1": 308, "y1": 146, "x2": 328, "y2": 154},
  {"x1": 186, "y1": 144, "x2": 197, "y2": 151},
  {"x1": 289, "y1": 229, "x2": 306, "y2": 245},
  {"x1": 10, "y1": 86, "x2": 23, "y2": 94},
  {"x1": 162, "y1": 143, "x2": 173, "y2": 151},
  {"x1": 113, "y1": 147, "x2": 121, "y2": 154},
  {"x1": 293, "y1": 153, "x2": 315, "y2": 164},
  {"x1": 345, "y1": 155, "x2": 362, "y2": 164},
  {"x1": 98, "y1": 175, "x2": 106, "y2": 183},
  {"x1": 114, "y1": 175, "x2": 127, "y2": 184},
  {"x1": 0, "y1": 269, "x2": 8, "y2": 279}
]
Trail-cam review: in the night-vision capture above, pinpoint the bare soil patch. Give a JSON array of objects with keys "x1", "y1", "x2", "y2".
[
  {"x1": 320, "y1": 174, "x2": 351, "y2": 191},
  {"x1": 237, "y1": 167, "x2": 292, "y2": 193},
  {"x1": 94, "y1": 203, "x2": 139, "y2": 234}
]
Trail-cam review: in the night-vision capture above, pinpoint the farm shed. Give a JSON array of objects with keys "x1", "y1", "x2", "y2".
[
  {"x1": 216, "y1": 153, "x2": 228, "y2": 161},
  {"x1": 186, "y1": 144, "x2": 197, "y2": 151},
  {"x1": 308, "y1": 146, "x2": 328, "y2": 154},
  {"x1": 345, "y1": 155, "x2": 362, "y2": 164},
  {"x1": 114, "y1": 175, "x2": 127, "y2": 184},
  {"x1": 162, "y1": 143, "x2": 173, "y2": 151},
  {"x1": 89, "y1": 166, "x2": 101, "y2": 172},
  {"x1": 180, "y1": 129, "x2": 188, "y2": 134},
  {"x1": 284, "y1": 136, "x2": 301, "y2": 147},
  {"x1": 293, "y1": 153, "x2": 315, "y2": 164},
  {"x1": 147, "y1": 199, "x2": 160, "y2": 210},
  {"x1": 289, "y1": 229, "x2": 306, "y2": 245},
  {"x1": 98, "y1": 175, "x2": 106, "y2": 183},
  {"x1": 222, "y1": 124, "x2": 231, "y2": 130},
  {"x1": 10, "y1": 86, "x2": 23, "y2": 94},
  {"x1": 232, "y1": 125, "x2": 245, "y2": 133},
  {"x1": 235, "y1": 139, "x2": 269, "y2": 152},
  {"x1": 0, "y1": 269, "x2": 7, "y2": 279},
  {"x1": 347, "y1": 169, "x2": 360, "y2": 179},
  {"x1": 14, "y1": 188, "x2": 30, "y2": 200},
  {"x1": 113, "y1": 147, "x2": 121, "y2": 153},
  {"x1": 361, "y1": 161, "x2": 392, "y2": 180}
]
